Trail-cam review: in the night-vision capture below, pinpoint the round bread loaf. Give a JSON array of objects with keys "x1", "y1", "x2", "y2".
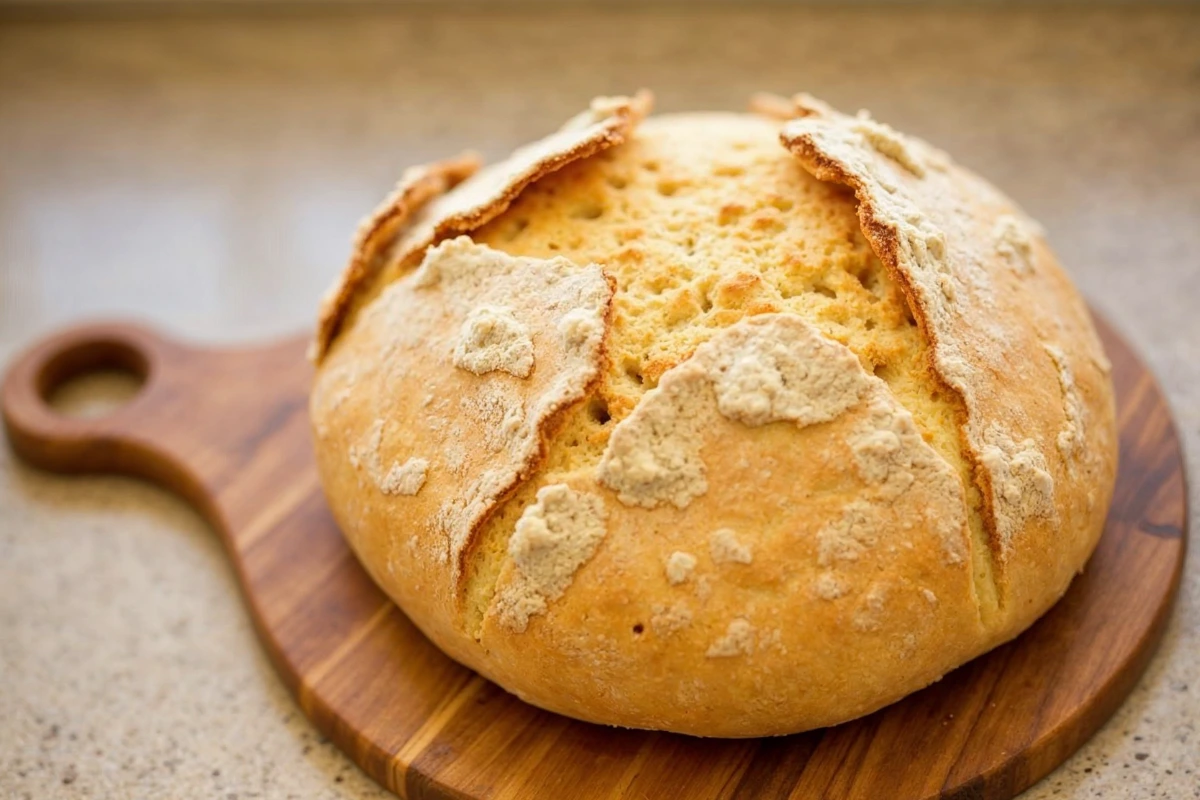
[{"x1": 309, "y1": 91, "x2": 1117, "y2": 737}]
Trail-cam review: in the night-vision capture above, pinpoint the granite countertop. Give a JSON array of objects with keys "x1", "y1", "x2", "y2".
[{"x1": 1, "y1": 5, "x2": 1197, "y2": 798}]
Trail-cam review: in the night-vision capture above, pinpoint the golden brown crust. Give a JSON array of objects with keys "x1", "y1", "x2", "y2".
[
  {"x1": 310, "y1": 96, "x2": 1117, "y2": 736},
  {"x1": 479, "y1": 315, "x2": 981, "y2": 735},
  {"x1": 778, "y1": 96, "x2": 1117, "y2": 631},
  {"x1": 396, "y1": 91, "x2": 653, "y2": 252},
  {"x1": 311, "y1": 153, "x2": 481, "y2": 363},
  {"x1": 313, "y1": 91, "x2": 650, "y2": 365},
  {"x1": 317, "y1": 91, "x2": 653, "y2": 365},
  {"x1": 312, "y1": 237, "x2": 614, "y2": 661}
]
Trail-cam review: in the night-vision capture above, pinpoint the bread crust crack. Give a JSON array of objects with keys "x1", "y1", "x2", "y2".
[
  {"x1": 775, "y1": 94, "x2": 1075, "y2": 612},
  {"x1": 314, "y1": 91, "x2": 651, "y2": 363},
  {"x1": 596, "y1": 314, "x2": 873, "y2": 509},
  {"x1": 312, "y1": 99, "x2": 1117, "y2": 736}
]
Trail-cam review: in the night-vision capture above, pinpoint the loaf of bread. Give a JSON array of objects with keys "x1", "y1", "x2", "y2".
[{"x1": 308, "y1": 90, "x2": 1117, "y2": 737}]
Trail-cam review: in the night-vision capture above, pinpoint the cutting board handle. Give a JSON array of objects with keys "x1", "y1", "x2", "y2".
[
  {"x1": 2, "y1": 322, "x2": 189, "y2": 473},
  {"x1": 2, "y1": 321, "x2": 312, "y2": 527}
]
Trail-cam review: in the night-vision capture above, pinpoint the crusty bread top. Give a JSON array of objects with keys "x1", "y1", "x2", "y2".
[
  {"x1": 596, "y1": 314, "x2": 876, "y2": 510},
  {"x1": 592, "y1": 313, "x2": 969, "y2": 572},
  {"x1": 312, "y1": 153, "x2": 481, "y2": 362},
  {"x1": 310, "y1": 94, "x2": 1117, "y2": 734},
  {"x1": 772, "y1": 94, "x2": 1111, "y2": 582},
  {"x1": 314, "y1": 93, "x2": 1114, "y2": 646},
  {"x1": 312, "y1": 236, "x2": 614, "y2": 581},
  {"x1": 310, "y1": 91, "x2": 652, "y2": 363},
  {"x1": 463, "y1": 109, "x2": 996, "y2": 629},
  {"x1": 480, "y1": 311, "x2": 973, "y2": 647}
]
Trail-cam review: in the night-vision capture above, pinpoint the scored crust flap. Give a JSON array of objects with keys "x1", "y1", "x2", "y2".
[
  {"x1": 312, "y1": 153, "x2": 481, "y2": 362},
  {"x1": 776, "y1": 96, "x2": 1116, "y2": 617},
  {"x1": 310, "y1": 96, "x2": 1119, "y2": 735},
  {"x1": 478, "y1": 314, "x2": 983, "y2": 736},
  {"x1": 312, "y1": 90, "x2": 652, "y2": 363},
  {"x1": 311, "y1": 237, "x2": 614, "y2": 661}
]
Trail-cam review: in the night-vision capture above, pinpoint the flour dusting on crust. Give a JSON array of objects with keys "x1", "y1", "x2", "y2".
[
  {"x1": 852, "y1": 112, "x2": 926, "y2": 178},
  {"x1": 599, "y1": 312, "x2": 967, "y2": 572},
  {"x1": 706, "y1": 618, "x2": 755, "y2": 658},
  {"x1": 705, "y1": 316, "x2": 871, "y2": 427},
  {"x1": 993, "y1": 215, "x2": 1035, "y2": 276},
  {"x1": 312, "y1": 153, "x2": 481, "y2": 361},
  {"x1": 847, "y1": 398, "x2": 968, "y2": 564},
  {"x1": 710, "y1": 529, "x2": 753, "y2": 565},
  {"x1": 348, "y1": 420, "x2": 430, "y2": 497},
  {"x1": 347, "y1": 418, "x2": 381, "y2": 472},
  {"x1": 380, "y1": 458, "x2": 429, "y2": 496},
  {"x1": 814, "y1": 572, "x2": 847, "y2": 600},
  {"x1": 419, "y1": 239, "x2": 612, "y2": 572},
  {"x1": 453, "y1": 305, "x2": 535, "y2": 378},
  {"x1": 852, "y1": 583, "x2": 890, "y2": 632},
  {"x1": 597, "y1": 314, "x2": 871, "y2": 509},
  {"x1": 1044, "y1": 343, "x2": 1085, "y2": 461},
  {"x1": 650, "y1": 602, "x2": 693, "y2": 635},
  {"x1": 817, "y1": 501, "x2": 878, "y2": 566},
  {"x1": 664, "y1": 551, "x2": 698, "y2": 585},
  {"x1": 461, "y1": 385, "x2": 527, "y2": 454},
  {"x1": 595, "y1": 358, "x2": 712, "y2": 509},
  {"x1": 822, "y1": 410, "x2": 967, "y2": 566},
  {"x1": 314, "y1": 92, "x2": 649, "y2": 363},
  {"x1": 559, "y1": 308, "x2": 606, "y2": 354},
  {"x1": 494, "y1": 484, "x2": 608, "y2": 632},
  {"x1": 978, "y1": 424, "x2": 1056, "y2": 550},
  {"x1": 347, "y1": 237, "x2": 613, "y2": 580},
  {"x1": 779, "y1": 95, "x2": 1062, "y2": 571}
]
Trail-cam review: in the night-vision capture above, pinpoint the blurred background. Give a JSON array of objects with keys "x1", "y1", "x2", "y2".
[{"x1": 1, "y1": 2, "x2": 1198, "y2": 799}]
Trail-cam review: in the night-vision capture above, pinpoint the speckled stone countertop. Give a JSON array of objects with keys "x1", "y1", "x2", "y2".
[{"x1": 1, "y1": 5, "x2": 1197, "y2": 799}]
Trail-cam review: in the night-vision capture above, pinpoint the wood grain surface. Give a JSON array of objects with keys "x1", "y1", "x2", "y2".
[{"x1": 0, "y1": 314, "x2": 1186, "y2": 800}]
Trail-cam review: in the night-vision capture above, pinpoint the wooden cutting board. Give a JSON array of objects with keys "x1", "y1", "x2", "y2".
[{"x1": 1, "y1": 315, "x2": 1187, "y2": 800}]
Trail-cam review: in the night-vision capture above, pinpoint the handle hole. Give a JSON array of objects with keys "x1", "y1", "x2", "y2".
[{"x1": 37, "y1": 339, "x2": 149, "y2": 420}]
